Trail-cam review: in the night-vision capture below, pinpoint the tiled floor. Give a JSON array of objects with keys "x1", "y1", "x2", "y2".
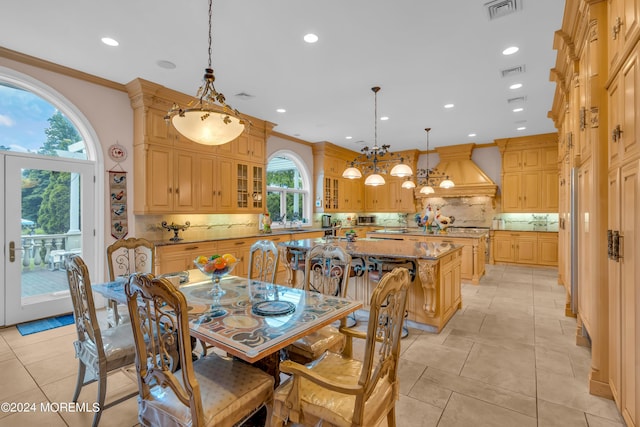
[{"x1": 0, "y1": 264, "x2": 627, "y2": 426}]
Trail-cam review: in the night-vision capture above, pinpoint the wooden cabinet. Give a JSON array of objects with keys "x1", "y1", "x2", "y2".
[
  {"x1": 491, "y1": 231, "x2": 556, "y2": 266},
  {"x1": 217, "y1": 239, "x2": 253, "y2": 277},
  {"x1": 135, "y1": 144, "x2": 197, "y2": 213},
  {"x1": 341, "y1": 179, "x2": 363, "y2": 211},
  {"x1": 537, "y1": 233, "x2": 559, "y2": 266},
  {"x1": 364, "y1": 185, "x2": 389, "y2": 211},
  {"x1": 155, "y1": 242, "x2": 217, "y2": 275},
  {"x1": 608, "y1": 0, "x2": 640, "y2": 71},
  {"x1": 388, "y1": 178, "x2": 416, "y2": 212},
  {"x1": 609, "y1": 48, "x2": 640, "y2": 169},
  {"x1": 126, "y1": 78, "x2": 272, "y2": 215},
  {"x1": 198, "y1": 156, "x2": 235, "y2": 212},
  {"x1": 496, "y1": 135, "x2": 558, "y2": 213}
]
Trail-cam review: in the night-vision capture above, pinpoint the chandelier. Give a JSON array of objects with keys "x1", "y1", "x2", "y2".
[
  {"x1": 412, "y1": 128, "x2": 455, "y2": 194},
  {"x1": 342, "y1": 87, "x2": 413, "y2": 186},
  {"x1": 165, "y1": 0, "x2": 246, "y2": 146}
]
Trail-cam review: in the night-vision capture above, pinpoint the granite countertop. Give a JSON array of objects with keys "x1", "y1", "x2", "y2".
[
  {"x1": 491, "y1": 225, "x2": 559, "y2": 233},
  {"x1": 366, "y1": 227, "x2": 489, "y2": 239},
  {"x1": 279, "y1": 238, "x2": 461, "y2": 261},
  {"x1": 153, "y1": 227, "x2": 326, "y2": 247}
]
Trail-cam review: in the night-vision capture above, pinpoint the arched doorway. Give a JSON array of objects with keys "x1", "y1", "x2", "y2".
[{"x1": 1, "y1": 68, "x2": 102, "y2": 325}]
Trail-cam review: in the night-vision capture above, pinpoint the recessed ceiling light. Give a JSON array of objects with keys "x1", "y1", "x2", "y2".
[
  {"x1": 156, "y1": 60, "x2": 176, "y2": 69},
  {"x1": 509, "y1": 83, "x2": 523, "y2": 90},
  {"x1": 380, "y1": 116, "x2": 389, "y2": 121},
  {"x1": 444, "y1": 104, "x2": 455, "y2": 109},
  {"x1": 517, "y1": 126, "x2": 527, "y2": 131},
  {"x1": 503, "y1": 46, "x2": 519, "y2": 55},
  {"x1": 468, "y1": 133, "x2": 476, "y2": 137},
  {"x1": 345, "y1": 136, "x2": 353, "y2": 140},
  {"x1": 276, "y1": 108, "x2": 286, "y2": 113},
  {"x1": 303, "y1": 33, "x2": 319, "y2": 43},
  {"x1": 101, "y1": 37, "x2": 119, "y2": 47},
  {"x1": 513, "y1": 107, "x2": 524, "y2": 112}
]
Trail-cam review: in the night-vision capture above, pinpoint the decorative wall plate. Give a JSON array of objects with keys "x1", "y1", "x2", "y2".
[{"x1": 108, "y1": 144, "x2": 127, "y2": 162}]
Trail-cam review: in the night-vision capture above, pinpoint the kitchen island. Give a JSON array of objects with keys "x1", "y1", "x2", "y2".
[
  {"x1": 278, "y1": 238, "x2": 463, "y2": 333},
  {"x1": 366, "y1": 227, "x2": 487, "y2": 284}
]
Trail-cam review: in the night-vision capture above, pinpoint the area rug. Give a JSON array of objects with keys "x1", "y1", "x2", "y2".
[{"x1": 16, "y1": 313, "x2": 75, "y2": 336}]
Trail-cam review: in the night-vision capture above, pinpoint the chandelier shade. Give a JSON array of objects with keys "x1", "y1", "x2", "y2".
[
  {"x1": 165, "y1": 0, "x2": 246, "y2": 146},
  {"x1": 401, "y1": 179, "x2": 416, "y2": 189},
  {"x1": 416, "y1": 127, "x2": 454, "y2": 193},
  {"x1": 342, "y1": 166, "x2": 363, "y2": 179},
  {"x1": 365, "y1": 173, "x2": 386, "y2": 186},
  {"x1": 342, "y1": 87, "x2": 412, "y2": 186}
]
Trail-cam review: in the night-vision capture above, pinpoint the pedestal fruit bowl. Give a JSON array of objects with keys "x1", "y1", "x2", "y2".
[{"x1": 194, "y1": 254, "x2": 238, "y2": 315}]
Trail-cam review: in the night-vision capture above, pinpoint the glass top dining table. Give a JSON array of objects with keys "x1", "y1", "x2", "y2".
[{"x1": 93, "y1": 269, "x2": 362, "y2": 364}]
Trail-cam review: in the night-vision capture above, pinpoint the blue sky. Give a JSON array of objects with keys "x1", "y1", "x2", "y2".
[{"x1": 0, "y1": 84, "x2": 57, "y2": 152}]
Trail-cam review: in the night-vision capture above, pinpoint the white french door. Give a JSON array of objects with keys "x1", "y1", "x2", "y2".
[{"x1": 4, "y1": 154, "x2": 95, "y2": 325}]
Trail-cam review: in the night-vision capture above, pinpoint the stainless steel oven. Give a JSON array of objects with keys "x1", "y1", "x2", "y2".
[{"x1": 357, "y1": 215, "x2": 376, "y2": 225}]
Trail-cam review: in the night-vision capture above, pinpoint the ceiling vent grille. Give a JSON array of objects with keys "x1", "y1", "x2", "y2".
[
  {"x1": 234, "y1": 92, "x2": 255, "y2": 100},
  {"x1": 507, "y1": 96, "x2": 527, "y2": 104},
  {"x1": 485, "y1": 0, "x2": 521, "y2": 20},
  {"x1": 501, "y1": 65, "x2": 526, "y2": 78}
]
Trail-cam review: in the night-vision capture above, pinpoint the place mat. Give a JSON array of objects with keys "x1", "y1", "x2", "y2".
[{"x1": 251, "y1": 300, "x2": 296, "y2": 317}]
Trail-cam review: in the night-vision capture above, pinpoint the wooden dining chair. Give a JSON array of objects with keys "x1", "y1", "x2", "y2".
[
  {"x1": 272, "y1": 267, "x2": 411, "y2": 427},
  {"x1": 286, "y1": 243, "x2": 352, "y2": 364},
  {"x1": 248, "y1": 239, "x2": 279, "y2": 283},
  {"x1": 106, "y1": 237, "x2": 155, "y2": 326},
  {"x1": 125, "y1": 273, "x2": 274, "y2": 427},
  {"x1": 66, "y1": 254, "x2": 138, "y2": 427}
]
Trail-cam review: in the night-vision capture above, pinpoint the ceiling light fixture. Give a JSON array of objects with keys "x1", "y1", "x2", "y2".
[
  {"x1": 165, "y1": 0, "x2": 246, "y2": 146},
  {"x1": 444, "y1": 103, "x2": 455, "y2": 109},
  {"x1": 509, "y1": 83, "x2": 523, "y2": 90},
  {"x1": 416, "y1": 128, "x2": 455, "y2": 194},
  {"x1": 342, "y1": 86, "x2": 413, "y2": 186},
  {"x1": 304, "y1": 33, "x2": 319, "y2": 43},
  {"x1": 276, "y1": 108, "x2": 286, "y2": 113},
  {"x1": 502, "y1": 46, "x2": 519, "y2": 55},
  {"x1": 101, "y1": 37, "x2": 119, "y2": 47}
]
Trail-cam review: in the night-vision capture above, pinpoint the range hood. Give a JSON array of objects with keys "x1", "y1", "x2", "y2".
[{"x1": 417, "y1": 143, "x2": 498, "y2": 198}]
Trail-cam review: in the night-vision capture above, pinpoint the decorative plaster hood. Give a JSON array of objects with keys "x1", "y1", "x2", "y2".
[{"x1": 418, "y1": 143, "x2": 498, "y2": 198}]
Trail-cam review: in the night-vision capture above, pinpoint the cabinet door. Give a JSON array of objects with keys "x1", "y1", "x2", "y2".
[
  {"x1": 541, "y1": 170, "x2": 559, "y2": 211},
  {"x1": 522, "y1": 171, "x2": 541, "y2": 211},
  {"x1": 174, "y1": 152, "x2": 195, "y2": 211},
  {"x1": 251, "y1": 165, "x2": 265, "y2": 211},
  {"x1": 608, "y1": 168, "x2": 622, "y2": 408},
  {"x1": 622, "y1": 50, "x2": 639, "y2": 162},
  {"x1": 218, "y1": 240, "x2": 251, "y2": 278},
  {"x1": 515, "y1": 235, "x2": 538, "y2": 264},
  {"x1": 493, "y1": 234, "x2": 514, "y2": 262},
  {"x1": 503, "y1": 151, "x2": 522, "y2": 172},
  {"x1": 609, "y1": 70, "x2": 623, "y2": 168},
  {"x1": 198, "y1": 156, "x2": 216, "y2": 210},
  {"x1": 148, "y1": 145, "x2": 173, "y2": 212},
  {"x1": 502, "y1": 173, "x2": 522, "y2": 211},
  {"x1": 198, "y1": 156, "x2": 234, "y2": 212},
  {"x1": 522, "y1": 149, "x2": 541, "y2": 170},
  {"x1": 537, "y1": 233, "x2": 558, "y2": 266}
]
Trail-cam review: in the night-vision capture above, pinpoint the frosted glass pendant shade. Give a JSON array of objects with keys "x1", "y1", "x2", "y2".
[
  {"x1": 171, "y1": 110, "x2": 245, "y2": 145},
  {"x1": 420, "y1": 185, "x2": 435, "y2": 194},
  {"x1": 365, "y1": 173, "x2": 385, "y2": 186},
  {"x1": 342, "y1": 167, "x2": 362, "y2": 179},
  {"x1": 390, "y1": 163, "x2": 413, "y2": 177}
]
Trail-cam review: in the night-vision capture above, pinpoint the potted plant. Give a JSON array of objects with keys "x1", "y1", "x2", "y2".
[{"x1": 345, "y1": 229, "x2": 357, "y2": 242}]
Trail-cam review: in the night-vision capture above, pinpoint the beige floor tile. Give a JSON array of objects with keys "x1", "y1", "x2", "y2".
[
  {"x1": 420, "y1": 367, "x2": 537, "y2": 417},
  {"x1": 536, "y1": 369, "x2": 624, "y2": 423},
  {"x1": 1, "y1": 323, "x2": 75, "y2": 349},
  {"x1": 0, "y1": 358, "x2": 39, "y2": 401},
  {"x1": 25, "y1": 349, "x2": 80, "y2": 386},
  {"x1": 0, "y1": 387, "x2": 50, "y2": 421},
  {"x1": 401, "y1": 337, "x2": 470, "y2": 375},
  {"x1": 537, "y1": 399, "x2": 589, "y2": 426},
  {"x1": 460, "y1": 341, "x2": 537, "y2": 397},
  {"x1": 585, "y1": 413, "x2": 627, "y2": 427},
  {"x1": 397, "y1": 358, "x2": 428, "y2": 396},
  {"x1": 393, "y1": 394, "x2": 443, "y2": 427},
  {"x1": 11, "y1": 333, "x2": 76, "y2": 365},
  {"x1": 0, "y1": 408, "x2": 67, "y2": 426},
  {"x1": 535, "y1": 345, "x2": 575, "y2": 378},
  {"x1": 438, "y1": 392, "x2": 537, "y2": 427}
]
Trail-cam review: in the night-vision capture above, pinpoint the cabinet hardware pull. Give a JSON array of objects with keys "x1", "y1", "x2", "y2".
[
  {"x1": 168, "y1": 187, "x2": 172, "y2": 193},
  {"x1": 612, "y1": 231, "x2": 620, "y2": 262},
  {"x1": 185, "y1": 246, "x2": 198, "y2": 251},
  {"x1": 612, "y1": 16, "x2": 623, "y2": 40},
  {"x1": 612, "y1": 124, "x2": 623, "y2": 142},
  {"x1": 235, "y1": 241, "x2": 244, "y2": 245},
  {"x1": 607, "y1": 230, "x2": 613, "y2": 259}
]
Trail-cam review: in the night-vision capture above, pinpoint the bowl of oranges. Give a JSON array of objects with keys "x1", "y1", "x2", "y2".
[{"x1": 194, "y1": 254, "x2": 238, "y2": 283}]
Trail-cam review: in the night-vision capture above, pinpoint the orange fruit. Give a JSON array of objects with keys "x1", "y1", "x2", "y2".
[
  {"x1": 221, "y1": 253, "x2": 237, "y2": 264},
  {"x1": 203, "y1": 262, "x2": 216, "y2": 273},
  {"x1": 213, "y1": 257, "x2": 227, "y2": 270},
  {"x1": 196, "y1": 255, "x2": 208, "y2": 265}
]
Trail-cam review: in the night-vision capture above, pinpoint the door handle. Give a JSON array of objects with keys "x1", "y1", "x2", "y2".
[{"x1": 9, "y1": 241, "x2": 25, "y2": 262}]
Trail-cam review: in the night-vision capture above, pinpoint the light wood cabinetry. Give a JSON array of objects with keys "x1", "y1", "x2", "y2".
[
  {"x1": 364, "y1": 185, "x2": 389, "y2": 211},
  {"x1": 491, "y1": 231, "x2": 558, "y2": 266},
  {"x1": 496, "y1": 135, "x2": 559, "y2": 213},
  {"x1": 608, "y1": 0, "x2": 640, "y2": 71},
  {"x1": 126, "y1": 78, "x2": 273, "y2": 215},
  {"x1": 388, "y1": 178, "x2": 416, "y2": 212},
  {"x1": 155, "y1": 241, "x2": 217, "y2": 274}
]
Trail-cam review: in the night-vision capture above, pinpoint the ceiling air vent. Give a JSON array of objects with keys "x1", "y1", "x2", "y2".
[
  {"x1": 507, "y1": 96, "x2": 527, "y2": 104},
  {"x1": 234, "y1": 92, "x2": 255, "y2": 100},
  {"x1": 485, "y1": 0, "x2": 521, "y2": 20},
  {"x1": 501, "y1": 65, "x2": 526, "y2": 78}
]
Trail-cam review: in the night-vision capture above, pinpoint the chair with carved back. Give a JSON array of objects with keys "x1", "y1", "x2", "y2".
[
  {"x1": 106, "y1": 237, "x2": 155, "y2": 326},
  {"x1": 248, "y1": 239, "x2": 280, "y2": 284},
  {"x1": 286, "y1": 243, "x2": 352, "y2": 364},
  {"x1": 272, "y1": 267, "x2": 411, "y2": 427},
  {"x1": 65, "y1": 254, "x2": 138, "y2": 427},
  {"x1": 125, "y1": 273, "x2": 274, "y2": 427}
]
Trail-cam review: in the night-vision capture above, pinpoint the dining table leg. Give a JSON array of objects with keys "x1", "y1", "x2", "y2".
[{"x1": 251, "y1": 352, "x2": 281, "y2": 388}]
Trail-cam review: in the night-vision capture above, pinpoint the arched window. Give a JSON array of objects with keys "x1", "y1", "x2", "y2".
[
  {"x1": 266, "y1": 151, "x2": 311, "y2": 227},
  {"x1": 0, "y1": 83, "x2": 87, "y2": 159}
]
